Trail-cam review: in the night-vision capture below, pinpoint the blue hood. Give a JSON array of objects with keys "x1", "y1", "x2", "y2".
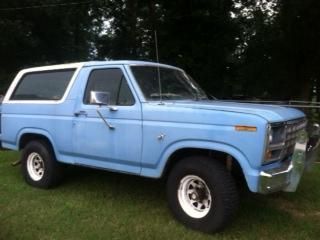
[{"x1": 164, "y1": 100, "x2": 305, "y2": 123}]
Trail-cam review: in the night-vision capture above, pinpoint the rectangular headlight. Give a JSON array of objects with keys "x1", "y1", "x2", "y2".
[{"x1": 264, "y1": 123, "x2": 286, "y2": 164}]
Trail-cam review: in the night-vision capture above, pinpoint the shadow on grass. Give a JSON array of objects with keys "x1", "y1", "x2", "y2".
[
  {"x1": 60, "y1": 164, "x2": 317, "y2": 219},
  {"x1": 61, "y1": 165, "x2": 167, "y2": 206},
  {"x1": 60, "y1": 165, "x2": 291, "y2": 233}
]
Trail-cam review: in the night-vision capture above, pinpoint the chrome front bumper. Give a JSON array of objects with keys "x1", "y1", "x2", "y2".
[{"x1": 258, "y1": 124, "x2": 320, "y2": 194}]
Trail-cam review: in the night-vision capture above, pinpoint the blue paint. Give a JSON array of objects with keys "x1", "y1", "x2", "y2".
[{"x1": 0, "y1": 61, "x2": 305, "y2": 193}]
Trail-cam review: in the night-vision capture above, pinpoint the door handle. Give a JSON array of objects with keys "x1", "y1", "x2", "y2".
[
  {"x1": 74, "y1": 110, "x2": 88, "y2": 117},
  {"x1": 108, "y1": 106, "x2": 118, "y2": 112}
]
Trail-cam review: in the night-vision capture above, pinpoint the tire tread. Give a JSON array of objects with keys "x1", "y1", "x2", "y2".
[{"x1": 167, "y1": 156, "x2": 239, "y2": 233}]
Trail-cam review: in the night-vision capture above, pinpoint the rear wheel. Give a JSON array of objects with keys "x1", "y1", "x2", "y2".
[
  {"x1": 167, "y1": 156, "x2": 239, "y2": 233},
  {"x1": 21, "y1": 140, "x2": 63, "y2": 188}
]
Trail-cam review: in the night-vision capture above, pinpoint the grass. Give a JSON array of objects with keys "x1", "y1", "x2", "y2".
[{"x1": 0, "y1": 151, "x2": 320, "y2": 240}]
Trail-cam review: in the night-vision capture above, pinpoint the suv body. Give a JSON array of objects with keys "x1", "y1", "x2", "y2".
[{"x1": 0, "y1": 61, "x2": 318, "y2": 232}]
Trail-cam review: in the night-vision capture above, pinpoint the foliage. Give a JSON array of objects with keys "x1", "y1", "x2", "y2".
[
  {"x1": 95, "y1": 0, "x2": 240, "y2": 98},
  {"x1": 234, "y1": 0, "x2": 320, "y2": 100},
  {"x1": 0, "y1": 0, "x2": 320, "y2": 101},
  {"x1": 0, "y1": 0, "x2": 96, "y2": 92}
]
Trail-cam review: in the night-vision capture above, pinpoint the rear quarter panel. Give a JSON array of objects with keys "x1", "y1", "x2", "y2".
[
  {"x1": 0, "y1": 64, "x2": 83, "y2": 160},
  {"x1": 0, "y1": 101, "x2": 75, "y2": 159}
]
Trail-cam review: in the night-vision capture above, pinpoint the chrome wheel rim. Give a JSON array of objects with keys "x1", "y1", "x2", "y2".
[
  {"x1": 27, "y1": 152, "x2": 45, "y2": 181},
  {"x1": 178, "y1": 175, "x2": 212, "y2": 219}
]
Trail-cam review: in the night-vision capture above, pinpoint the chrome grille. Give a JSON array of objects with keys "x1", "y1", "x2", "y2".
[
  {"x1": 283, "y1": 119, "x2": 307, "y2": 157},
  {"x1": 265, "y1": 118, "x2": 307, "y2": 164}
]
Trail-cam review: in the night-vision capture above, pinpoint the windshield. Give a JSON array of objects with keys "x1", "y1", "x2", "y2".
[{"x1": 130, "y1": 66, "x2": 207, "y2": 101}]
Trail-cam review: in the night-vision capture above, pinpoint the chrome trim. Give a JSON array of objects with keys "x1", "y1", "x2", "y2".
[
  {"x1": 96, "y1": 109, "x2": 115, "y2": 130},
  {"x1": 259, "y1": 122, "x2": 320, "y2": 194},
  {"x1": 157, "y1": 133, "x2": 166, "y2": 140},
  {"x1": 305, "y1": 123, "x2": 320, "y2": 170},
  {"x1": 263, "y1": 119, "x2": 307, "y2": 164},
  {"x1": 268, "y1": 142, "x2": 286, "y2": 150},
  {"x1": 90, "y1": 91, "x2": 110, "y2": 105},
  {"x1": 260, "y1": 165, "x2": 293, "y2": 178},
  {"x1": 258, "y1": 129, "x2": 308, "y2": 194}
]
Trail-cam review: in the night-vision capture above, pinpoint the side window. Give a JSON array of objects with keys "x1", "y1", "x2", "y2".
[
  {"x1": 84, "y1": 68, "x2": 135, "y2": 106},
  {"x1": 10, "y1": 69, "x2": 75, "y2": 100}
]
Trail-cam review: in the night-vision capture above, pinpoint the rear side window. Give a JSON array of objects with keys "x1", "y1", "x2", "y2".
[{"x1": 10, "y1": 69, "x2": 75, "y2": 100}]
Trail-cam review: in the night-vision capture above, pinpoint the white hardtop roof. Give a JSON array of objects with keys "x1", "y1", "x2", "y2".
[{"x1": 21, "y1": 60, "x2": 182, "y2": 72}]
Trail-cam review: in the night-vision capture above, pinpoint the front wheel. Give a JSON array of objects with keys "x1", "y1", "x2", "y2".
[
  {"x1": 166, "y1": 156, "x2": 239, "y2": 233},
  {"x1": 21, "y1": 140, "x2": 63, "y2": 188}
]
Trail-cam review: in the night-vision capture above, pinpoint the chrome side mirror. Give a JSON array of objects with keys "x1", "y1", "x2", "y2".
[
  {"x1": 309, "y1": 123, "x2": 320, "y2": 138},
  {"x1": 90, "y1": 91, "x2": 110, "y2": 105},
  {"x1": 90, "y1": 91, "x2": 117, "y2": 130},
  {"x1": 306, "y1": 123, "x2": 320, "y2": 170},
  {"x1": 307, "y1": 123, "x2": 320, "y2": 151}
]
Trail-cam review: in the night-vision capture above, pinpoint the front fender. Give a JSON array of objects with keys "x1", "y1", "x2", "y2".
[{"x1": 140, "y1": 140, "x2": 260, "y2": 192}]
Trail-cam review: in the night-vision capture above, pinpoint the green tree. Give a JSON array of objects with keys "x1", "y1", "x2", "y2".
[
  {"x1": 96, "y1": 0, "x2": 240, "y2": 98},
  {"x1": 234, "y1": 0, "x2": 320, "y2": 101},
  {"x1": 0, "y1": 0, "x2": 98, "y2": 92}
]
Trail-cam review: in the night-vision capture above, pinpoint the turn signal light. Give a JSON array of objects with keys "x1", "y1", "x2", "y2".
[
  {"x1": 265, "y1": 150, "x2": 272, "y2": 159},
  {"x1": 235, "y1": 125, "x2": 257, "y2": 132}
]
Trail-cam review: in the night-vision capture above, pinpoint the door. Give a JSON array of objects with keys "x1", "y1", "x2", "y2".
[{"x1": 72, "y1": 65, "x2": 142, "y2": 174}]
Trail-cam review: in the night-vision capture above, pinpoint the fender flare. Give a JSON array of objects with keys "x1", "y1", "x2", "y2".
[
  {"x1": 141, "y1": 140, "x2": 259, "y2": 192},
  {"x1": 17, "y1": 128, "x2": 61, "y2": 161}
]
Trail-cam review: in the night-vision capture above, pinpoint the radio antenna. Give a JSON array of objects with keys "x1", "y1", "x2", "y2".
[{"x1": 154, "y1": 30, "x2": 163, "y2": 103}]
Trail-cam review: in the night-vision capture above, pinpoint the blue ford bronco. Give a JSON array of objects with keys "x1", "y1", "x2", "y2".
[{"x1": 0, "y1": 61, "x2": 318, "y2": 232}]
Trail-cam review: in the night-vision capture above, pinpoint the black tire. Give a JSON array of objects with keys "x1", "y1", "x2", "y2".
[
  {"x1": 21, "y1": 140, "x2": 64, "y2": 188},
  {"x1": 166, "y1": 156, "x2": 239, "y2": 233}
]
